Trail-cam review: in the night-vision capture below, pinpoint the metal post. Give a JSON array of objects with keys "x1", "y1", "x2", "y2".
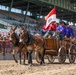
[
  {"x1": 21, "y1": 10, "x2": 24, "y2": 14},
  {"x1": 9, "y1": 0, "x2": 14, "y2": 12},
  {"x1": 8, "y1": 0, "x2": 14, "y2": 20},
  {"x1": 24, "y1": 2, "x2": 29, "y2": 22},
  {"x1": 61, "y1": 14, "x2": 64, "y2": 21},
  {"x1": 70, "y1": 15, "x2": 73, "y2": 22},
  {"x1": 39, "y1": 6, "x2": 43, "y2": 18}
]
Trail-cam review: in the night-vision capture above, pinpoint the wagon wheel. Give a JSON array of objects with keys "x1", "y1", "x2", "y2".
[
  {"x1": 47, "y1": 55, "x2": 55, "y2": 63},
  {"x1": 69, "y1": 44, "x2": 76, "y2": 63},
  {"x1": 58, "y1": 46, "x2": 66, "y2": 63},
  {"x1": 35, "y1": 52, "x2": 41, "y2": 63}
]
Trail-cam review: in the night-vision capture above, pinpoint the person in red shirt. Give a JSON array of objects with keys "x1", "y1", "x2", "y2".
[
  {"x1": 42, "y1": 21, "x2": 56, "y2": 38},
  {"x1": 47, "y1": 21, "x2": 56, "y2": 37},
  {"x1": 40, "y1": 24, "x2": 48, "y2": 36}
]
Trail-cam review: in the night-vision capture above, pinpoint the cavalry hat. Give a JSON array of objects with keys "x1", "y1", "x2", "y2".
[{"x1": 69, "y1": 22, "x2": 73, "y2": 26}]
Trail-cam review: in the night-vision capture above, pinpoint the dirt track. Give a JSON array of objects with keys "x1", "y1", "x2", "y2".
[{"x1": 0, "y1": 59, "x2": 76, "y2": 75}]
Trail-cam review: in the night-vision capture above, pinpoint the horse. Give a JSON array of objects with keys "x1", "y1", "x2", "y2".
[
  {"x1": 9, "y1": 26, "x2": 27, "y2": 64},
  {"x1": 19, "y1": 27, "x2": 45, "y2": 65}
]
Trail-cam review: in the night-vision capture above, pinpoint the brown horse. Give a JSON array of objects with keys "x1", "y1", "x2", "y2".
[
  {"x1": 9, "y1": 26, "x2": 27, "y2": 64},
  {"x1": 19, "y1": 27, "x2": 45, "y2": 65}
]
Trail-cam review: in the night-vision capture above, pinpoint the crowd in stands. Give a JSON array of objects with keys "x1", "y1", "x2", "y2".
[
  {"x1": 0, "y1": 10, "x2": 37, "y2": 25},
  {"x1": 0, "y1": 9, "x2": 76, "y2": 39},
  {"x1": 0, "y1": 34, "x2": 13, "y2": 53}
]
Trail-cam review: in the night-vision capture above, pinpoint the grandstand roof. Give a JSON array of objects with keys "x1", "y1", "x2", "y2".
[{"x1": 0, "y1": 0, "x2": 76, "y2": 23}]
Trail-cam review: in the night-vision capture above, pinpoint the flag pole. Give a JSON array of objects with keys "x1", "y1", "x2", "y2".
[{"x1": 54, "y1": 6, "x2": 59, "y2": 49}]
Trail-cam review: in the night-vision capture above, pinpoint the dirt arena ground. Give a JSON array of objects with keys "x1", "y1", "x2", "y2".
[{"x1": 0, "y1": 59, "x2": 76, "y2": 75}]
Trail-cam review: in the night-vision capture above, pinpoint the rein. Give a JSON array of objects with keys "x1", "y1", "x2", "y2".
[{"x1": 23, "y1": 32, "x2": 33, "y2": 45}]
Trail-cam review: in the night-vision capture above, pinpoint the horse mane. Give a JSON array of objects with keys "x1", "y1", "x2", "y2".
[
  {"x1": 14, "y1": 33, "x2": 19, "y2": 46},
  {"x1": 10, "y1": 26, "x2": 19, "y2": 46},
  {"x1": 19, "y1": 28, "x2": 44, "y2": 48},
  {"x1": 11, "y1": 32, "x2": 19, "y2": 46}
]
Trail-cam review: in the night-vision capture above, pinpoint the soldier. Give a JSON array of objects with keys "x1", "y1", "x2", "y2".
[
  {"x1": 40, "y1": 21, "x2": 56, "y2": 38},
  {"x1": 65, "y1": 23, "x2": 71, "y2": 38},
  {"x1": 57, "y1": 21, "x2": 66, "y2": 45},
  {"x1": 57, "y1": 21, "x2": 66, "y2": 40},
  {"x1": 69, "y1": 23, "x2": 75, "y2": 39}
]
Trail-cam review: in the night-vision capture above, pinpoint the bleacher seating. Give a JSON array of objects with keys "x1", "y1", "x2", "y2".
[
  {"x1": 0, "y1": 10, "x2": 37, "y2": 25},
  {"x1": 0, "y1": 9, "x2": 43, "y2": 34}
]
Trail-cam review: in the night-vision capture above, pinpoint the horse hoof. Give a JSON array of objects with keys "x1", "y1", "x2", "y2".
[
  {"x1": 40, "y1": 62, "x2": 42, "y2": 65},
  {"x1": 23, "y1": 63, "x2": 25, "y2": 65},
  {"x1": 43, "y1": 62, "x2": 45, "y2": 65},
  {"x1": 42, "y1": 63, "x2": 45, "y2": 66},
  {"x1": 40, "y1": 62, "x2": 45, "y2": 65},
  {"x1": 15, "y1": 61, "x2": 18, "y2": 63},
  {"x1": 20, "y1": 63, "x2": 21, "y2": 64},
  {"x1": 40, "y1": 63, "x2": 42, "y2": 65},
  {"x1": 28, "y1": 64, "x2": 32, "y2": 66}
]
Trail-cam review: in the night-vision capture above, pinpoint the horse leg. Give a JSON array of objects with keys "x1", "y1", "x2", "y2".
[
  {"x1": 42, "y1": 49, "x2": 45, "y2": 64},
  {"x1": 19, "y1": 51, "x2": 21, "y2": 64},
  {"x1": 12, "y1": 49, "x2": 18, "y2": 63},
  {"x1": 40, "y1": 55, "x2": 45, "y2": 64},
  {"x1": 27, "y1": 52, "x2": 28, "y2": 59},
  {"x1": 23, "y1": 53, "x2": 26, "y2": 65},
  {"x1": 28, "y1": 51, "x2": 32, "y2": 65},
  {"x1": 40, "y1": 49, "x2": 45, "y2": 65},
  {"x1": 30, "y1": 51, "x2": 32, "y2": 65}
]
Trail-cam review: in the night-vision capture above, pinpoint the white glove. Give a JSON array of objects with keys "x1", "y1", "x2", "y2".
[
  {"x1": 65, "y1": 36, "x2": 66, "y2": 38},
  {"x1": 73, "y1": 38, "x2": 75, "y2": 40},
  {"x1": 70, "y1": 37, "x2": 72, "y2": 39}
]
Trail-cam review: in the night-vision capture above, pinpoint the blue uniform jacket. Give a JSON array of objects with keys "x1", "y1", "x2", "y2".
[
  {"x1": 70, "y1": 28, "x2": 74, "y2": 38},
  {"x1": 57, "y1": 25, "x2": 66, "y2": 36},
  {"x1": 65, "y1": 27, "x2": 71, "y2": 38}
]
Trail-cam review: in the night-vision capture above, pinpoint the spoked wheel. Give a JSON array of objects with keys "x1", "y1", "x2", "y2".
[
  {"x1": 69, "y1": 44, "x2": 76, "y2": 63},
  {"x1": 35, "y1": 51, "x2": 41, "y2": 63},
  {"x1": 47, "y1": 55, "x2": 55, "y2": 63},
  {"x1": 58, "y1": 46, "x2": 66, "y2": 63}
]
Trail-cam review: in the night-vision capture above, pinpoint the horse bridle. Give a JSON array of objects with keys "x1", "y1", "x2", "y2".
[
  {"x1": 19, "y1": 31, "x2": 29, "y2": 44},
  {"x1": 10, "y1": 32, "x2": 19, "y2": 46}
]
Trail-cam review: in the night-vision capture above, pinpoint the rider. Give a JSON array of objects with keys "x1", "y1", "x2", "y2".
[
  {"x1": 48, "y1": 21, "x2": 56, "y2": 38},
  {"x1": 57, "y1": 21, "x2": 66, "y2": 45},
  {"x1": 57, "y1": 21, "x2": 66, "y2": 40},
  {"x1": 40, "y1": 21, "x2": 56, "y2": 38},
  {"x1": 65, "y1": 23, "x2": 71, "y2": 38},
  {"x1": 69, "y1": 23, "x2": 75, "y2": 39},
  {"x1": 40, "y1": 24, "x2": 49, "y2": 37}
]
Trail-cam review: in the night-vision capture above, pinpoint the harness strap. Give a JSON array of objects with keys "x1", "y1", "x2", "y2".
[{"x1": 28, "y1": 33, "x2": 33, "y2": 44}]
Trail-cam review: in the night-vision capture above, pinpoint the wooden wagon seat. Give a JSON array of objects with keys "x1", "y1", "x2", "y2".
[
  {"x1": 63, "y1": 37, "x2": 75, "y2": 43},
  {"x1": 44, "y1": 37, "x2": 59, "y2": 50}
]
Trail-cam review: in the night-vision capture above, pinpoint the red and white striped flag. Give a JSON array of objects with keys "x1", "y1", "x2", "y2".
[{"x1": 45, "y1": 7, "x2": 56, "y2": 28}]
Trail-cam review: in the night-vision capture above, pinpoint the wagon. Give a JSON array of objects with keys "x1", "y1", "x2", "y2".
[
  {"x1": 62, "y1": 37, "x2": 76, "y2": 63},
  {"x1": 44, "y1": 37, "x2": 66, "y2": 63},
  {"x1": 36, "y1": 37, "x2": 76, "y2": 64}
]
